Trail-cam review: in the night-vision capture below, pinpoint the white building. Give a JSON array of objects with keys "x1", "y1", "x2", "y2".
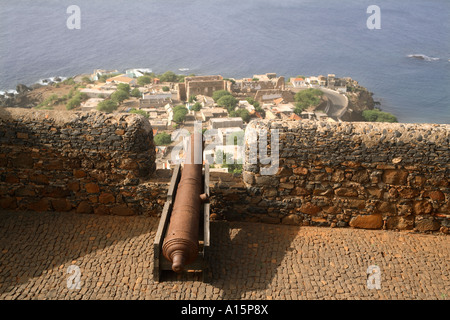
[
  {"x1": 209, "y1": 117, "x2": 244, "y2": 130},
  {"x1": 90, "y1": 69, "x2": 119, "y2": 81},
  {"x1": 291, "y1": 77, "x2": 306, "y2": 87},
  {"x1": 306, "y1": 76, "x2": 319, "y2": 87},
  {"x1": 125, "y1": 68, "x2": 152, "y2": 78}
]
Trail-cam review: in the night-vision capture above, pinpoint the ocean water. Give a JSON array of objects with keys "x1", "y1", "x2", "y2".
[{"x1": 0, "y1": 0, "x2": 449, "y2": 124}]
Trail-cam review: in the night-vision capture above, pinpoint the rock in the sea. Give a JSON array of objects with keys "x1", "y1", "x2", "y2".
[{"x1": 16, "y1": 84, "x2": 31, "y2": 94}]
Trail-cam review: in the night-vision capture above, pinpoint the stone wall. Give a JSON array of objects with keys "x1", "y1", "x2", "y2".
[
  {"x1": 1, "y1": 108, "x2": 448, "y2": 234},
  {"x1": 178, "y1": 76, "x2": 226, "y2": 101},
  {"x1": 213, "y1": 120, "x2": 449, "y2": 233},
  {"x1": 0, "y1": 108, "x2": 168, "y2": 216}
]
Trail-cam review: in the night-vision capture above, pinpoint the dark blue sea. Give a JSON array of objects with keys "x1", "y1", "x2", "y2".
[{"x1": 1, "y1": 0, "x2": 449, "y2": 123}]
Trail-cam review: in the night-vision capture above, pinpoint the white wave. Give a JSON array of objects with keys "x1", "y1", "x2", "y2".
[
  {"x1": 0, "y1": 90, "x2": 18, "y2": 95},
  {"x1": 407, "y1": 54, "x2": 439, "y2": 61},
  {"x1": 37, "y1": 76, "x2": 67, "y2": 85}
]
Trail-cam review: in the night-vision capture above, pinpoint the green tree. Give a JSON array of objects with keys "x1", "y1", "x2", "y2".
[
  {"x1": 65, "y1": 99, "x2": 80, "y2": 110},
  {"x1": 376, "y1": 112, "x2": 398, "y2": 123},
  {"x1": 162, "y1": 86, "x2": 170, "y2": 92},
  {"x1": 173, "y1": 110, "x2": 187, "y2": 124},
  {"x1": 129, "y1": 108, "x2": 149, "y2": 118},
  {"x1": 246, "y1": 97, "x2": 256, "y2": 105},
  {"x1": 97, "y1": 100, "x2": 118, "y2": 113},
  {"x1": 212, "y1": 90, "x2": 232, "y2": 102},
  {"x1": 159, "y1": 71, "x2": 178, "y2": 83},
  {"x1": 294, "y1": 88, "x2": 323, "y2": 115},
  {"x1": 362, "y1": 109, "x2": 398, "y2": 123},
  {"x1": 230, "y1": 109, "x2": 250, "y2": 123},
  {"x1": 111, "y1": 89, "x2": 129, "y2": 104},
  {"x1": 173, "y1": 105, "x2": 188, "y2": 113},
  {"x1": 173, "y1": 105, "x2": 188, "y2": 124},
  {"x1": 217, "y1": 95, "x2": 237, "y2": 113},
  {"x1": 65, "y1": 91, "x2": 88, "y2": 110},
  {"x1": 116, "y1": 83, "x2": 131, "y2": 94},
  {"x1": 361, "y1": 110, "x2": 379, "y2": 122},
  {"x1": 154, "y1": 132, "x2": 172, "y2": 146},
  {"x1": 130, "y1": 88, "x2": 142, "y2": 98},
  {"x1": 192, "y1": 102, "x2": 202, "y2": 112},
  {"x1": 98, "y1": 75, "x2": 108, "y2": 83},
  {"x1": 137, "y1": 76, "x2": 152, "y2": 86},
  {"x1": 82, "y1": 76, "x2": 92, "y2": 84}
]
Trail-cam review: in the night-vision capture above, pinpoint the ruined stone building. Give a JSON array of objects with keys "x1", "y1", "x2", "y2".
[{"x1": 178, "y1": 76, "x2": 228, "y2": 101}]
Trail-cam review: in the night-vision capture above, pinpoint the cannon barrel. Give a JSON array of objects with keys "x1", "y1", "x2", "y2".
[{"x1": 162, "y1": 133, "x2": 203, "y2": 273}]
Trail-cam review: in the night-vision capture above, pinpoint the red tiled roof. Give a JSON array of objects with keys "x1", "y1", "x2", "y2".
[{"x1": 274, "y1": 98, "x2": 284, "y2": 105}]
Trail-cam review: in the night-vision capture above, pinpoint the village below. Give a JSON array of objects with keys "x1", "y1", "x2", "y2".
[{"x1": 0, "y1": 69, "x2": 398, "y2": 173}]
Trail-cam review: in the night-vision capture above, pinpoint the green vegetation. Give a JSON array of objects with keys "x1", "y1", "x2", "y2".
[
  {"x1": 223, "y1": 78, "x2": 236, "y2": 84},
  {"x1": 97, "y1": 73, "x2": 120, "y2": 83},
  {"x1": 294, "y1": 88, "x2": 323, "y2": 115},
  {"x1": 215, "y1": 150, "x2": 243, "y2": 174},
  {"x1": 246, "y1": 97, "x2": 265, "y2": 117},
  {"x1": 116, "y1": 83, "x2": 131, "y2": 93},
  {"x1": 96, "y1": 100, "x2": 118, "y2": 113},
  {"x1": 188, "y1": 95, "x2": 197, "y2": 103},
  {"x1": 217, "y1": 95, "x2": 237, "y2": 113},
  {"x1": 230, "y1": 108, "x2": 250, "y2": 123},
  {"x1": 212, "y1": 90, "x2": 232, "y2": 102},
  {"x1": 154, "y1": 132, "x2": 172, "y2": 146},
  {"x1": 159, "y1": 71, "x2": 178, "y2": 83},
  {"x1": 131, "y1": 71, "x2": 194, "y2": 86},
  {"x1": 162, "y1": 86, "x2": 170, "y2": 92},
  {"x1": 81, "y1": 76, "x2": 93, "y2": 84},
  {"x1": 129, "y1": 108, "x2": 149, "y2": 118},
  {"x1": 362, "y1": 109, "x2": 398, "y2": 123},
  {"x1": 36, "y1": 94, "x2": 60, "y2": 109},
  {"x1": 130, "y1": 88, "x2": 142, "y2": 98},
  {"x1": 173, "y1": 105, "x2": 188, "y2": 124},
  {"x1": 137, "y1": 76, "x2": 152, "y2": 86},
  {"x1": 65, "y1": 91, "x2": 88, "y2": 110},
  {"x1": 111, "y1": 88, "x2": 130, "y2": 104},
  {"x1": 192, "y1": 102, "x2": 202, "y2": 112},
  {"x1": 62, "y1": 78, "x2": 76, "y2": 85}
]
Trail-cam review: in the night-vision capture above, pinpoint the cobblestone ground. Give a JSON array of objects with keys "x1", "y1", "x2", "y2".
[{"x1": 0, "y1": 210, "x2": 448, "y2": 300}]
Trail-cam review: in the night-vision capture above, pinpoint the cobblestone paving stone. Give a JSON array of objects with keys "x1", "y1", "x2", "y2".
[{"x1": 0, "y1": 211, "x2": 448, "y2": 300}]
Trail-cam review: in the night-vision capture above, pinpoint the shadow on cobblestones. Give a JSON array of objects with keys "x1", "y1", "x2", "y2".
[
  {"x1": 0, "y1": 211, "x2": 155, "y2": 296},
  {"x1": 208, "y1": 221, "x2": 299, "y2": 299}
]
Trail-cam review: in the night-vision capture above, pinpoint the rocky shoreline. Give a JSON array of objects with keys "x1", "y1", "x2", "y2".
[{"x1": 341, "y1": 79, "x2": 377, "y2": 122}]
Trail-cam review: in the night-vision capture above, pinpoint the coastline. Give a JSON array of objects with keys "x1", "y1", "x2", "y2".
[{"x1": 0, "y1": 70, "x2": 394, "y2": 123}]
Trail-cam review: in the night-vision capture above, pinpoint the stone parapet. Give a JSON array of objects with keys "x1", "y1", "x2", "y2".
[
  {"x1": 234, "y1": 120, "x2": 449, "y2": 232},
  {"x1": 0, "y1": 108, "x2": 160, "y2": 216}
]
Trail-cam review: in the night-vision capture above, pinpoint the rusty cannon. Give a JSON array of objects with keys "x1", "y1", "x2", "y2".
[{"x1": 153, "y1": 133, "x2": 211, "y2": 281}]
